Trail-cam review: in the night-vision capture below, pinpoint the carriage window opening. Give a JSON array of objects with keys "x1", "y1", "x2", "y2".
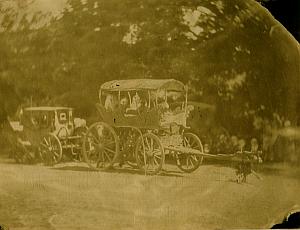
[
  {"x1": 120, "y1": 94, "x2": 129, "y2": 109},
  {"x1": 104, "y1": 93, "x2": 117, "y2": 111},
  {"x1": 125, "y1": 91, "x2": 139, "y2": 115},
  {"x1": 31, "y1": 114, "x2": 39, "y2": 127},
  {"x1": 58, "y1": 111, "x2": 68, "y2": 124},
  {"x1": 60, "y1": 113, "x2": 67, "y2": 121}
]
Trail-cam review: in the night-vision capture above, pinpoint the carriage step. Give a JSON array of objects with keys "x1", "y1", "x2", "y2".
[
  {"x1": 17, "y1": 140, "x2": 31, "y2": 146},
  {"x1": 60, "y1": 135, "x2": 82, "y2": 140}
]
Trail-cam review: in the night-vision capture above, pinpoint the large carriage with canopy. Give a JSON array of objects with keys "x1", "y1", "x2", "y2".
[
  {"x1": 82, "y1": 79, "x2": 206, "y2": 175},
  {"x1": 11, "y1": 106, "x2": 87, "y2": 165}
]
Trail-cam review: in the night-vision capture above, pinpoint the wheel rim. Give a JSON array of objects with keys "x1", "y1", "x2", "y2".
[
  {"x1": 83, "y1": 122, "x2": 119, "y2": 170},
  {"x1": 39, "y1": 134, "x2": 62, "y2": 165},
  {"x1": 177, "y1": 133, "x2": 204, "y2": 173},
  {"x1": 135, "y1": 133, "x2": 164, "y2": 175}
]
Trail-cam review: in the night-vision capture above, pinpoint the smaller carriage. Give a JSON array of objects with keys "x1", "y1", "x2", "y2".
[
  {"x1": 83, "y1": 79, "x2": 206, "y2": 175},
  {"x1": 12, "y1": 107, "x2": 87, "y2": 165}
]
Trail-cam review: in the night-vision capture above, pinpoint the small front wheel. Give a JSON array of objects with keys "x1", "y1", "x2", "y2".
[
  {"x1": 135, "y1": 133, "x2": 164, "y2": 175},
  {"x1": 39, "y1": 134, "x2": 62, "y2": 165},
  {"x1": 177, "y1": 133, "x2": 204, "y2": 173}
]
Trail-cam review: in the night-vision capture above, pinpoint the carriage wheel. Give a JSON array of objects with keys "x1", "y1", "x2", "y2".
[
  {"x1": 82, "y1": 122, "x2": 119, "y2": 170},
  {"x1": 177, "y1": 133, "x2": 204, "y2": 173},
  {"x1": 135, "y1": 133, "x2": 164, "y2": 175},
  {"x1": 39, "y1": 134, "x2": 62, "y2": 165}
]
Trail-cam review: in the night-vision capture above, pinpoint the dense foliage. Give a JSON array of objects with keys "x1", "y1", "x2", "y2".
[{"x1": 0, "y1": 0, "x2": 299, "y2": 137}]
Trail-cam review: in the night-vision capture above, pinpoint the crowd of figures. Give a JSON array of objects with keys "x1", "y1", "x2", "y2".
[
  {"x1": 202, "y1": 112, "x2": 300, "y2": 164},
  {"x1": 262, "y1": 114, "x2": 300, "y2": 164},
  {"x1": 205, "y1": 134, "x2": 263, "y2": 183}
]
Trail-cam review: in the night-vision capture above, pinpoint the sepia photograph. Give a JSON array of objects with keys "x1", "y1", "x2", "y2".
[{"x1": 0, "y1": 0, "x2": 299, "y2": 229}]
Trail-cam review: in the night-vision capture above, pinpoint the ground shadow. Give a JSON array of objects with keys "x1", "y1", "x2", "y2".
[
  {"x1": 51, "y1": 165, "x2": 95, "y2": 172},
  {"x1": 105, "y1": 167, "x2": 184, "y2": 177},
  {"x1": 51, "y1": 164, "x2": 184, "y2": 177}
]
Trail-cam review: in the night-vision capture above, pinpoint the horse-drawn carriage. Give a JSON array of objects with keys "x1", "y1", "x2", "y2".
[
  {"x1": 11, "y1": 106, "x2": 87, "y2": 165},
  {"x1": 82, "y1": 79, "x2": 206, "y2": 175}
]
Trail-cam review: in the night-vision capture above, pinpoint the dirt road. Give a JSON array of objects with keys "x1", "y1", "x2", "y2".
[{"x1": 0, "y1": 159, "x2": 299, "y2": 230}]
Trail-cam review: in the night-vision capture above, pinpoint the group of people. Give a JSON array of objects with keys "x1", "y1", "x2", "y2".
[
  {"x1": 104, "y1": 92, "x2": 146, "y2": 114},
  {"x1": 212, "y1": 134, "x2": 262, "y2": 159},
  {"x1": 104, "y1": 91, "x2": 172, "y2": 115},
  {"x1": 210, "y1": 134, "x2": 263, "y2": 183}
]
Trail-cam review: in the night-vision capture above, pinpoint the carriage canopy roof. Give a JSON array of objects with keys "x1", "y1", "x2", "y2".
[{"x1": 100, "y1": 79, "x2": 186, "y2": 92}]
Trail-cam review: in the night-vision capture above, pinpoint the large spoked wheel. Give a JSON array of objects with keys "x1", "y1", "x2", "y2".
[
  {"x1": 135, "y1": 133, "x2": 164, "y2": 175},
  {"x1": 82, "y1": 122, "x2": 119, "y2": 170},
  {"x1": 177, "y1": 133, "x2": 204, "y2": 173},
  {"x1": 39, "y1": 133, "x2": 63, "y2": 165}
]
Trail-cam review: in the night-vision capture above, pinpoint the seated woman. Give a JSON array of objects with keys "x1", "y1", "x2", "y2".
[
  {"x1": 119, "y1": 97, "x2": 129, "y2": 113},
  {"x1": 104, "y1": 94, "x2": 115, "y2": 111}
]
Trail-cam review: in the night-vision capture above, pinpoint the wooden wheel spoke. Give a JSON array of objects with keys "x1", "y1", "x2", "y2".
[
  {"x1": 153, "y1": 157, "x2": 160, "y2": 165},
  {"x1": 188, "y1": 157, "x2": 195, "y2": 167},
  {"x1": 103, "y1": 150, "x2": 112, "y2": 162},
  {"x1": 189, "y1": 142, "x2": 198, "y2": 148},
  {"x1": 53, "y1": 151, "x2": 60, "y2": 157},
  {"x1": 151, "y1": 158, "x2": 157, "y2": 167},
  {"x1": 154, "y1": 154, "x2": 162, "y2": 160},
  {"x1": 190, "y1": 155, "x2": 198, "y2": 162},
  {"x1": 104, "y1": 140, "x2": 115, "y2": 147},
  {"x1": 145, "y1": 137, "x2": 151, "y2": 150},
  {"x1": 89, "y1": 133, "x2": 100, "y2": 144},
  {"x1": 150, "y1": 138, "x2": 154, "y2": 151},
  {"x1": 185, "y1": 157, "x2": 189, "y2": 168},
  {"x1": 152, "y1": 149, "x2": 161, "y2": 155},
  {"x1": 48, "y1": 137, "x2": 52, "y2": 147},
  {"x1": 104, "y1": 147, "x2": 116, "y2": 155},
  {"x1": 183, "y1": 137, "x2": 189, "y2": 147},
  {"x1": 43, "y1": 137, "x2": 49, "y2": 146},
  {"x1": 188, "y1": 138, "x2": 196, "y2": 146},
  {"x1": 40, "y1": 143, "x2": 48, "y2": 149},
  {"x1": 98, "y1": 151, "x2": 105, "y2": 162}
]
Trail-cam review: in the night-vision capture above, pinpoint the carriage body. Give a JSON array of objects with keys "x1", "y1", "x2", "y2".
[
  {"x1": 17, "y1": 107, "x2": 86, "y2": 164},
  {"x1": 21, "y1": 107, "x2": 74, "y2": 144},
  {"x1": 83, "y1": 79, "x2": 205, "y2": 174}
]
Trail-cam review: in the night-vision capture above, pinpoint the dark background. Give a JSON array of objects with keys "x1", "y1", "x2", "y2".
[{"x1": 261, "y1": 0, "x2": 300, "y2": 42}]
